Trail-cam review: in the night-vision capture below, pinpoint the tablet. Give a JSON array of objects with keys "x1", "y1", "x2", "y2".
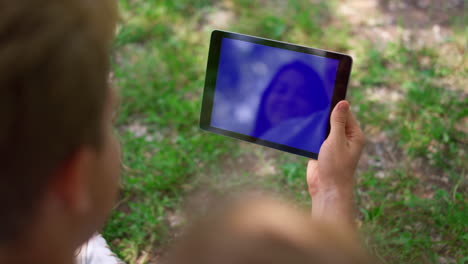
[{"x1": 200, "y1": 30, "x2": 352, "y2": 159}]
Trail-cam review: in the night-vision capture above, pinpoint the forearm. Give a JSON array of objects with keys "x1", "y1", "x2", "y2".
[{"x1": 311, "y1": 188, "x2": 356, "y2": 231}]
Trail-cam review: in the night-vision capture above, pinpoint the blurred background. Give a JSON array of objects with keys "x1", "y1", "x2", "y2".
[{"x1": 104, "y1": 0, "x2": 467, "y2": 263}]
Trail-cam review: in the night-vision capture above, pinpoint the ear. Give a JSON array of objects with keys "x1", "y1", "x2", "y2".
[{"x1": 49, "y1": 147, "x2": 96, "y2": 215}]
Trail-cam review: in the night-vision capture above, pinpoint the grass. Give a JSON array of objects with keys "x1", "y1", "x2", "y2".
[{"x1": 103, "y1": 0, "x2": 468, "y2": 263}]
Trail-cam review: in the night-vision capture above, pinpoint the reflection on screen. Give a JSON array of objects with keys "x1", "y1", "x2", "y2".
[{"x1": 211, "y1": 38, "x2": 339, "y2": 153}]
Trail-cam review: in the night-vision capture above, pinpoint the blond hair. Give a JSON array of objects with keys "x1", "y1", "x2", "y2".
[{"x1": 167, "y1": 196, "x2": 377, "y2": 264}]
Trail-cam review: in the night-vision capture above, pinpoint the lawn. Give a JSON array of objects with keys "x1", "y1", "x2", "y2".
[{"x1": 103, "y1": 0, "x2": 467, "y2": 263}]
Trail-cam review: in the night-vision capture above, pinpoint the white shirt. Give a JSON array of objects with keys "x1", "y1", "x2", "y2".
[{"x1": 75, "y1": 233, "x2": 125, "y2": 264}]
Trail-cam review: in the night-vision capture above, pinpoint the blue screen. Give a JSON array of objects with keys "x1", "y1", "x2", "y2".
[{"x1": 211, "y1": 38, "x2": 339, "y2": 153}]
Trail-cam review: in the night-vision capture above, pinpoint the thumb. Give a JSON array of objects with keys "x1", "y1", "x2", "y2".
[{"x1": 329, "y1": 100, "x2": 349, "y2": 141}]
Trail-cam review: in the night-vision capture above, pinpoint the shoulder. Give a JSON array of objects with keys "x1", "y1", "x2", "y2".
[{"x1": 75, "y1": 233, "x2": 125, "y2": 264}]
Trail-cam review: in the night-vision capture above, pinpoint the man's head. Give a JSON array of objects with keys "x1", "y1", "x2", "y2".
[{"x1": 0, "y1": 0, "x2": 120, "y2": 252}]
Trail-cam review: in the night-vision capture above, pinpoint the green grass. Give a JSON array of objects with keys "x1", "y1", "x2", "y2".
[
  {"x1": 103, "y1": 0, "x2": 468, "y2": 263},
  {"x1": 348, "y1": 37, "x2": 467, "y2": 263}
]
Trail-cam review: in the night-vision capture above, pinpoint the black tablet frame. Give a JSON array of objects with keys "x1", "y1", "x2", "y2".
[{"x1": 200, "y1": 30, "x2": 353, "y2": 159}]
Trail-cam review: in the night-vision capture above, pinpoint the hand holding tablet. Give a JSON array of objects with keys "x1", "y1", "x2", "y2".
[{"x1": 200, "y1": 30, "x2": 353, "y2": 159}]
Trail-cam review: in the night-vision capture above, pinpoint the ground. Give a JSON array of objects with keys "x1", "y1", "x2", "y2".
[{"x1": 103, "y1": 0, "x2": 467, "y2": 263}]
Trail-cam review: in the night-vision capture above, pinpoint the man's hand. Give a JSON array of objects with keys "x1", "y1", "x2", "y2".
[{"x1": 307, "y1": 100, "x2": 365, "y2": 228}]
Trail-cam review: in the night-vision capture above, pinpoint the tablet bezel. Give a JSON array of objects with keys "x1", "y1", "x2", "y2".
[{"x1": 200, "y1": 30, "x2": 353, "y2": 159}]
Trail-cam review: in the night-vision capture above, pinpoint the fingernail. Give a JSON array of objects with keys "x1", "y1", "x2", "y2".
[{"x1": 338, "y1": 101, "x2": 349, "y2": 112}]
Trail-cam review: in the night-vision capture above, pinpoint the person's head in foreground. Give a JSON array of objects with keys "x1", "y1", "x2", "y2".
[
  {"x1": 166, "y1": 196, "x2": 377, "y2": 264},
  {"x1": 0, "y1": 0, "x2": 120, "y2": 263}
]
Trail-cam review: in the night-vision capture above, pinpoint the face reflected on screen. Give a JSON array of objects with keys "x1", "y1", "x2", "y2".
[
  {"x1": 265, "y1": 69, "x2": 311, "y2": 125},
  {"x1": 253, "y1": 61, "x2": 329, "y2": 137}
]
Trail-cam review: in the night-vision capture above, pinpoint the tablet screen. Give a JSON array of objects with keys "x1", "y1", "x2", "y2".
[{"x1": 210, "y1": 37, "x2": 340, "y2": 154}]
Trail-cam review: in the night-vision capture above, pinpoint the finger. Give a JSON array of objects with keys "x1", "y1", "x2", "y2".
[
  {"x1": 345, "y1": 109, "x2": 361, "y2": 138},
  {"x1": 329, "y1": 100, "x2": 349, "y2": 141},
  {"x1": 346, "y1": 110, "x2": 365, "y2": 152},
  {"x1": 307, "y1": 159, "x2": 318, "y2": 174},
  {"x1": 306, "y1": 159, "x2": 318, "y2": 181}
]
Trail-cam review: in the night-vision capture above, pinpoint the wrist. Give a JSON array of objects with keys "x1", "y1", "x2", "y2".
[
  {"x1": 311, "y1": 187, "x2": 353, "y2": 204},
  {"x1": 310, "y1": 182, "x2": 353, "y2": 200},
  {"x1": 311, "y1": 186, "x2": 356, "y2": 229}
]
